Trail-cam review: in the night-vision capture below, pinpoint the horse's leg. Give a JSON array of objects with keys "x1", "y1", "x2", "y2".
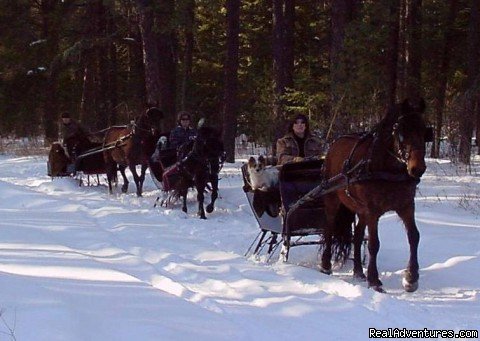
[
  {"x1": 138, "y1": 163, "x2": 148, "y2": 196},
  {"x1": 365, "y1": 215, "x2": 384, "y2": 292},
  {"x1": 129, "y1": 163, "x2": 143, "y2": 196},
  {"x1": 106, "y1": 162, "x2": 116, "y2": 194},
  {"x1": 320, "y1": 194, "x2": 340, "y2": 274},
  {"x1": 119, "y1": 165, "x2": 129, "y2": 193},
  {"x1": 181, "y1": 188, "x2": 188, "y2": 213},
  {"x1": 196, "y1": 180, "x2": 207, "y2": 219},
  {"x1": 397, "y1": 205, "x2": 420, "y2": 292},
  {"x1": 206, "y1": 173, "x2": 218, "y2": 214},
  {"x1": 353, "y1": 215, "x2": 367, "y2": 281}
]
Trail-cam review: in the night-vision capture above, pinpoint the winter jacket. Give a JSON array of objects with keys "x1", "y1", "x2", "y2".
[
  {"x1": 276, "y1": 132, "x2": 324, "y2": 165},
  {"x1": 61, "y1": 119, "x2": 89, "y2": 142},
  {"x1": 169, "y1": 126, "x2": 197, "y2": 149}
]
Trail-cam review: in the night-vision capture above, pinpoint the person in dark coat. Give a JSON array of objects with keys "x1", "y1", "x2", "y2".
[
  {"x1": 60, "y1": 112, "x2": 89, "y2": 141},
  {"x1": 60, "y1": 112, "x2": 91, "y2": 159},
  {"x1": 276, "y1": 114, "x2": 324, "y2": 166},
  {"x1": 169, "y1": 111, "x2": 197, "y2": 149}
]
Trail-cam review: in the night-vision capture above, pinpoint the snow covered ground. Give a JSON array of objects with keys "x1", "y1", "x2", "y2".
[{"x1": 0, "y1": 155, "x2": 478, "y2": 340}]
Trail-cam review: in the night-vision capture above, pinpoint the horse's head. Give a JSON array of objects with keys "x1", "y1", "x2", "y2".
[
  {"x1": 135, "y1": 107, "x2": 164, "y2": 136},
  {"x1": 193, "y1": 126, "x2": 224, "y2": 159},
  {"x1": 391, "y1": 98, "x2": 428, "y2": 179}
]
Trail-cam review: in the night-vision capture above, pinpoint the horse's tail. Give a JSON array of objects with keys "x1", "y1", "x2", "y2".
[{"x1": 331, "y1": 204, "x2": 354, "y2": 265}]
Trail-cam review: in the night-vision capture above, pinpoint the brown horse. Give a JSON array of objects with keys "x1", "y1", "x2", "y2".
[
  {"x1": 320, "y1": 98, "x2": 428, "y2": 293},
  {"x1": 103, "y1": 107, "x2": 163, "y2": 196}
]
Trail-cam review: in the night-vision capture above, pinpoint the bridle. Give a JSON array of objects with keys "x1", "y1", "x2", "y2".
[{"x1": 391, "y1": 114, "x2": 426, "y2": 166}]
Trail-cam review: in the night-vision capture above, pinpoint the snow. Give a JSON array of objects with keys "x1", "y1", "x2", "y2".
[{"x1": 0, "y1": 155, "x2": 479, "y2": 340}]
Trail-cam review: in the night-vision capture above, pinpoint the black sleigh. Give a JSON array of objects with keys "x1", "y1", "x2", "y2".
[{"x1": 242, "y1": 158, "x2": 339, "y2": 262}]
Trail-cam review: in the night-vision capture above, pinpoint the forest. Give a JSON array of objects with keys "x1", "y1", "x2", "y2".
[{"x1": 0, "y1": 0, "x2": 479, "y2": 163}]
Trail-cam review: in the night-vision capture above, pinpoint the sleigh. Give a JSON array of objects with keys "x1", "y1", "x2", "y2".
[
  {"x1": 47, "y1": 126, "x2": 135, "y2": 186},
  {"x1": 243, "y1": 158, "x2": 335, "y2": 261},
  {"x1": 47, "y1": 140, "x2": 109, "y2": 186}
]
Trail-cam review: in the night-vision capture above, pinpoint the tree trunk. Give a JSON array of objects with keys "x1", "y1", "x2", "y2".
[
  {"x1": 97, "y1": 1, "x2": 109, "y2": 130},
  {"x1": 404, "y1": 0, "x2": 423, "y2": 100},
  {"x1": 156, "y1": 0, "x2": 177, "y2": 128},
  {"x1": 329, "y1": 0, "x2": 359, "y2": 136},
  {"x1": 108, "y1": 39, "x2": 119, "y2": 126},
  {"x1": 272, "y1": 0, "x2": 286, "y2": 153},
  {"x1": 397, "y1": 0, "x2": 407, "y2": 100},
  {"x1": 80, "y1": 61, "x2": 96, "y2": 126},
  {"x1": 40, "y1": 0, "x2": 61, "y2": 144},
  {"x1": 386, "y1": 0, "x2": 401, "y2": 109},
  {"x1": 223, "y1": 0, "x2": 240, "y2": 163},
  {"x1": 137, "y1": 3, "x2": 162, "y2": 108},
  {"x1": 431, "y1": 0, "x2": 458, "y2": 158},
  {"x1": 459, "y1": 0, "x2": 480, "y2": 164},
  {"x1": 180, "y1": 0, "x2": 195, "y2": 111},
  {"x1": 284, "y1": 0, "x2": 295, "y2": 90}
]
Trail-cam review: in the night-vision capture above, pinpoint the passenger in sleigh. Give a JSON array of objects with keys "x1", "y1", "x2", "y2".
[
  {"x1": 60, "y1": 111, "x2": 92, "y2": 160},
  {"x1": 276, "y1": 114, "x2": 325, "y2": 211},
  {"x1": 152, "y1": 111, "x2": 197, "y2": 169},
  {"x1": 151, "y1": 111, "x2": 199, "y2": 190},
  {"x1": 170, "y1": 111, "x2": 197, "y2": 157},
  {"x1": 276, "y1": 113, "x2": 324, "y2": 166}
]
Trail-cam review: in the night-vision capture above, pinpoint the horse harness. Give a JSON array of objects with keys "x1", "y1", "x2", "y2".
[{"x1": 285, "y1": 129, "x2": 420, "y2": 220}]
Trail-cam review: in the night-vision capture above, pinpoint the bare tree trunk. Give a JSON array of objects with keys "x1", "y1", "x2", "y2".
[
  {"x1": 97, "y1": 1, "x2": 109, "y2": 130},
  {"x1": 459, "y1": 0, "x2": 480, "y2": 164},
  {"x1": 137, "y1": 3, "x2": 162, "y2": 108},
  {"x1": 157, "y1": 0, "x2": 177, "y2": 128},
  {"x1": 223, "y1": 0, "x2": 240, "y2": 163},
  {"x1": 80, "y1": 61, "x2": 96, "y2": 126},
  {"x1": 398, "y1": 0, "x2": 407, "y2": 99},
  {"x1": 386, "y1": 0, "x2": 401, "y2": 109},
  {"x1": 284, "y1": 0, "x2": 295, "y2": 90},
  {"x1": 329, "y1": 0, "x2": 359, "y2": 136},
  {"x1": 108, "y1": 38, "x2": 119, "y2": 126},
  {"x1": 40, "y1": 0, "x2": 61, "y2": 144},
  {"x1": 180, "y1": 0, "x2": 195, "y2": 111},
  {"x1": 431, "y1": 0, "x2": 458, "y2": 158},
  {"x1": 272, "y1": 0, "x2": 286, "y2": 153},
  {"x1": 404, "y1": 0, "x2": 423, "y2": 100},
  {"x1": 126, "y1": 1, "x2": 146, "y2": 114}
]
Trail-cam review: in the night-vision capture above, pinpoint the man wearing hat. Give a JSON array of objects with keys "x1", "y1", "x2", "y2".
[
  {"x1": 60, "y1": 112, "x2": 90, "y2": 159},
  {"x1": 276, "y1": 114, "x2": 324, "y2": 165}
]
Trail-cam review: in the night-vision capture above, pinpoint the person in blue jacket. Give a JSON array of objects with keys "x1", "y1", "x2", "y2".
[{"x1": 169, "y1": 111, "x2": 197, "y2": 149}]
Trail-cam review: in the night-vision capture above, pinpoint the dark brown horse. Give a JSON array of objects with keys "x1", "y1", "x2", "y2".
[
  {"x1": 320, "y1": 98, "x2": 429, "y2": 293},
  {"x1": 172, "y1": 125, "x2": 225, "y2": 219},
  {"x1": 103, "y1": 107, "x2": 163, "y2": 196}
]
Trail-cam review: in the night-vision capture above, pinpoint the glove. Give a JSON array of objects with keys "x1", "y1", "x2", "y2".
[{"x1": 293, "y1": 156, "x2": 304, "y2": 162}]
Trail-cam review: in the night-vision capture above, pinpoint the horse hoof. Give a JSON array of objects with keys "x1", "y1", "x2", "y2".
[
  {"x1": 206, "y1": 205, "x2": 214, "y2": 213},
  {"x1": 121, "y1": 186, "x2": 128, "y2": 193},
  {"x1": 353, "y1": 272, "x2": 367, "y2": 281},
  {"x1": 199, "y1": 214, "x2": 207, "y2": 219},
  {"x1": 182, "y1": 207, "x2": 187, "y2": 213},
  {"x1": 402, "y1": 278, "x2": 419, "y2": 292},
  {"x1": 319, "y1": 267, "x2": 332, "y2": 275},
  {"x1": 369, "y1": 285, "x2": 386, "y2": 293}
]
